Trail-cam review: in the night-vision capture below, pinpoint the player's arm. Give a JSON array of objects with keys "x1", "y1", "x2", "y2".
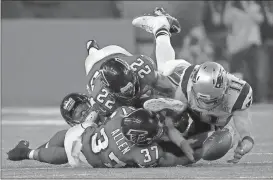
[
  {"x1": 158, "y1": 152, "x2": 192, "y2": 167},
  {"x1": 152, "y1": 60, "x2": 192, "y2": 98},
  {"x1": 164, "y1": 116, "x2": 195, "y2": 162},
  {"x1": 229, "y1": 83, "x2": 254, "y2": 163}
]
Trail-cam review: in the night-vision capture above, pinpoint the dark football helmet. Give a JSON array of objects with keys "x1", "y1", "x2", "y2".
[
  {"x1": 60, "y1": 93, "x2": 91, "y2": 126},
  {"x1": 121, "y1": 108, "x2": 164, "y2": 146},
  {"x1": 99, "y1": 57, "x2": 140, "y2": 102}
]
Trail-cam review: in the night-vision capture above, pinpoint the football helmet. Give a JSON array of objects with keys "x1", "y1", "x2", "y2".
[
  {"x1": 99, "y1": 57, "x2": 140, "y2": 102},
  {"x1": 60, "y1": 93, "x2": 91, "y2": 126},
  {"x1": 121, "y1": 108, "x2": 164, "y2": 146},
  {"x1": 191, "y1": 62, "x2": 228, "y2": 110}
]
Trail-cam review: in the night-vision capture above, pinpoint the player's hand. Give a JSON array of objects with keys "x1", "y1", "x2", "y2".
[
  {"x1": 84, "y1": 110, "x2": 99, "y2": 124},
  {"x1": 180, "y1": 139, "x2": 195, "y2": 162},
  {"x1": 227, "y1": 137, "x2": 254, "y2": 164}
]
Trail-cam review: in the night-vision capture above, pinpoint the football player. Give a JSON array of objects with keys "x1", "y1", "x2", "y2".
[
  {"x1": 60, "y1": 93, "x2": 95, "y2": 126},
  {"x1": 83, "y1": 8, "x2": 196, "y2": 162},
  {"x1": 81, "y1": 106, "x2": 199, "y2": 168},
  {"x1": 84, "y1": 8, "x2": 180, "y2": 118},
  {"x1": 133, "y1": 11, "x2": 254, "y2": 164},
  {"x1": 7, "y1": 93, "x2": 100, "y2": 166},
  {"x1": 7, "y1": 94, "x2": 199, "y2": 168}
]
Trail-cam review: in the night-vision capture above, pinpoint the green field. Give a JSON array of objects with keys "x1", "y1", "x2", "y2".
[{"x1": 1, "y1": 104, "x2": 273, "y2": 180}]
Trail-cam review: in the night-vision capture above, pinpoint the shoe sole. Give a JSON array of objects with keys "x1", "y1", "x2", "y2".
[
  {"x1": 143, "y1": 98, "x2": 186, "y2": 112},
  {"x1": 133, "y1": 15, "x2": 180, "y2": 34},
  {"x1": 132, "y1": 16, "x2": 168, "y2": 33}
]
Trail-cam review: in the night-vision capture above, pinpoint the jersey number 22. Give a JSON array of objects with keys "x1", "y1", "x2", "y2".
[{"x1": 130, "y1": 58, "x2": 152, "y2": 78}]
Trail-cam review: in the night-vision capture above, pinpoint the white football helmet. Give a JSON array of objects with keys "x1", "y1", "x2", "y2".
[{"x1": 191, "y1": 62, "x2": 228, "y2": 110}]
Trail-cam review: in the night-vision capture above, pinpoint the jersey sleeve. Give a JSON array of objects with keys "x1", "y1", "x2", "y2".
[
  {"x1": 232, "y1": 82, "x2": 253, "y2": 112},
  {"x1": 167, "y1": 63, "x2": 189, "y2": 86},
  {"x1": 133, "y1": 143, "x2": 164, "y2": 168},
  {"x1": 175, "y1": 65, "x2": 196, "y2": 101}
]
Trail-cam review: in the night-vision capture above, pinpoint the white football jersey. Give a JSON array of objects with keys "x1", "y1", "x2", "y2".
[{"x1": 168, "y1": 63, "x2": 253, "y2": 127}]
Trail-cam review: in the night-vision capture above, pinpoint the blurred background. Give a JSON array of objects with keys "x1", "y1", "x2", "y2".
[{"x1": 2, "y1": 0, "x2": 273, "y2": 107}]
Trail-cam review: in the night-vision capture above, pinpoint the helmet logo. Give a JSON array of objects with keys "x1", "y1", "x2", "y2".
[
  {"x1": 215, "y1": 70, "x2": 224, "y2": 88},
  {"x1": 126, "y1": 129, "x2": 148, "y2": 144},
  {"x1": 63, "y1": 97, "x2": 75, "y2": 111},
  {"x1": 191, "y1": 68, "x2": 200, "y2": 83},
  {"x1": 120, "y1": 82, "x2": 133, "y2": 95}
]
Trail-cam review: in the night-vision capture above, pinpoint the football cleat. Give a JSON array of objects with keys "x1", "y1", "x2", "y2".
[
  {"x1": 132, "y1": 7, "x2": 181, "y2": 35},
  {"x1": 86, "y1": 40, "x2": 100, "y2": 53},
  {"x1": 153, "y1": 7, "x2": 181, "y2": 34},
  {"x1": 143, "y1": 98, "x2": 186, "y2": 113},
  {"x1": 7, "y1": 140, "x2": 31, "y2": 161}
]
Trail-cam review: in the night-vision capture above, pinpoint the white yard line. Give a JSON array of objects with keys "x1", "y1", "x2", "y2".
[{"x1": 2, "y1": 120, "x2": 66, "y2": 125}]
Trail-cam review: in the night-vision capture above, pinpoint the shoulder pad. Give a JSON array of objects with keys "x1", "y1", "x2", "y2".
[
  {"x1": 180, "y1": 65, "x2": 196, "y2": 99},
  {"x1": 232, "y1": 82, "x2": 253, "y2": 111}
]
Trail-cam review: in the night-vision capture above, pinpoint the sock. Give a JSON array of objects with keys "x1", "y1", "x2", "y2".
[
  {"x1": 155, "y1": 28, "x2": 175, "y2": 73},
  {"x1": 28, "y1": 149, "x2": 39, "y2": 160},
  {"x1": 155, "y1": 28, "x2": 170, "y2": 39}
]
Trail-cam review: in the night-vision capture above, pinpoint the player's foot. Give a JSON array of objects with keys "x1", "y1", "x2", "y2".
[
  {"x1": 86, "y1": 40, "x2": 100, "y2": 53},
  {"x1": 143, "y1": 98, "x2": 186, "y2": 113},
  {"x1": 7, "y1": 140, "x2": 31, "y2": 161},
  {"x1": 153, "y1": 7, "x2": 181, "y2": 34},
  {"x1": 132, "y1": 7, "x2": 181, "y2": 35}
]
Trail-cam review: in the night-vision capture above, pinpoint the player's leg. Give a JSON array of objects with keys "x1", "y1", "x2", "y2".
[
  {"x1": 132, "y1": 8, "x2": 180, "y2": 72},
  {"x1": 37, "y1": 129, "x2": 67, "y2": 149},
  {"x1": 7, "y1": 130, "x2": 69, "y2": 164},
  {"x1": 154, "y1": 27, "x2": 175, "y2": 72},
  {"x1": 85, "y1": 41, "x2": 133, "y2": 75},
  {"x1": 28, "y1": 147, "x2": 68, "y2": 164}
]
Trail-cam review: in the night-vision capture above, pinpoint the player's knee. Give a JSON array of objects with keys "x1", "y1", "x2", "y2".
[{"x1": 47, "y1": 130, "x2": 67, "y2": 148}]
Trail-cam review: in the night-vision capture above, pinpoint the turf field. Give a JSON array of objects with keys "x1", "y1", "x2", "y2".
[{"x1": 1, "y1": 104, "x2": 273, "y2": 180}]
